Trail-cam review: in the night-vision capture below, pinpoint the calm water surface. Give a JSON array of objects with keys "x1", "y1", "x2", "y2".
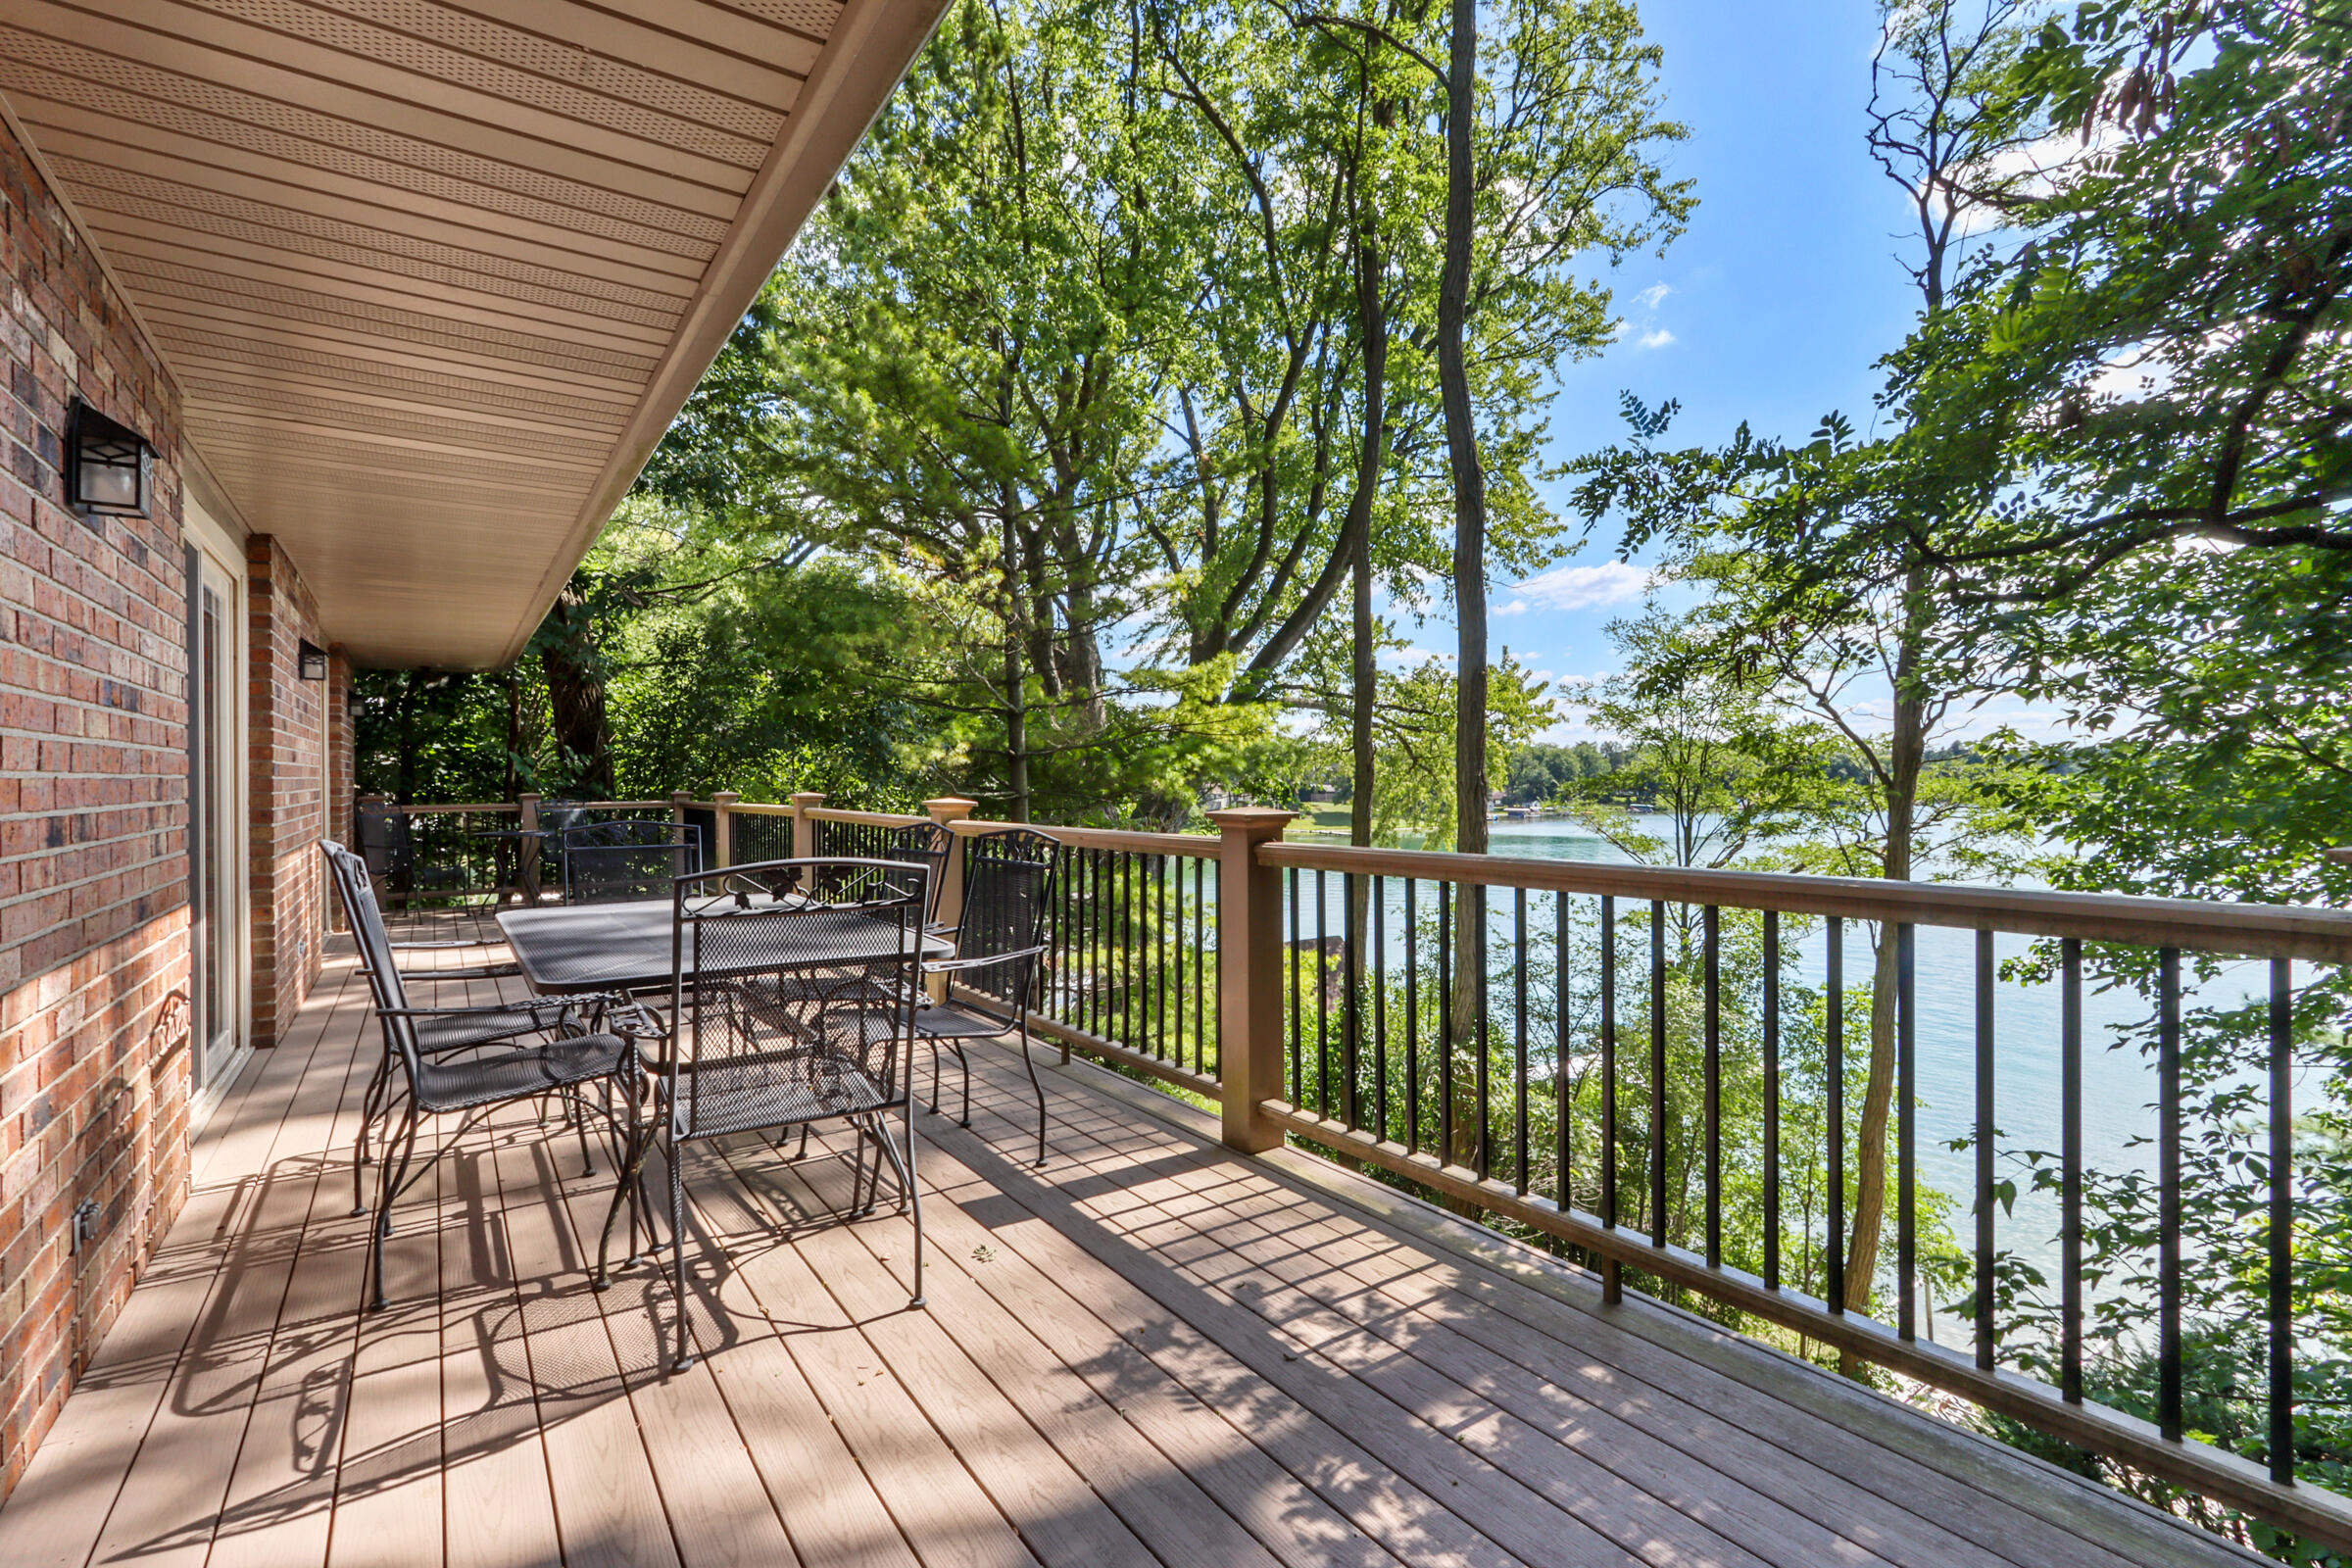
[{"x1": 1272, "y1": 815, "x2": 2281, "y2": 1300}]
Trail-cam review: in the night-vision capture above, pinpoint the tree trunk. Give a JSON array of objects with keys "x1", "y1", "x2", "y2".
[
  {"x1": 1840, "y1": 561, "x2": 1930, "y2": 1371},
  {"x1": 540, "y1": 585, "x2": 613, "y2": 799},
  {"x1": 1064, "y1": 576, "x2": 1108, "y2": 733},
  {"x1": 1440, "y1": 0, "x2": 1488, "y2": 1183},
  {"x1": 1347, "y1": 172, "x2": 1389, "y2": 862},
  {"x1": 502, "y1": 671, "x2": 520, "y2": 803},
  {"x1": 394, "y1": 674, "x2": 418, "y2": 804}
]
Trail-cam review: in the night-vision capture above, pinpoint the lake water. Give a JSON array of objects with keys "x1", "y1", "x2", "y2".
[{"x1": 1275, "y1": 815, "x2": 2282, "y2": 1303}]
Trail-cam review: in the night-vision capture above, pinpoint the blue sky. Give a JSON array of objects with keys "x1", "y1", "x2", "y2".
[{"x1": 1430, "y1": 0, "x2": 1938, "y2": 739}]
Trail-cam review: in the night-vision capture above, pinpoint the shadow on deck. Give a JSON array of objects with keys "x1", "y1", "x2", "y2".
[{"x1": 0, "y1": 938, "x2": 2254, "y2": 1568}]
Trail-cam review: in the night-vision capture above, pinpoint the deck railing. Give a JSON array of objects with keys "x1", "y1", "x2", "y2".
[{"x1": 363, "y1": 790, "x2": 2352, "y2": 1549}]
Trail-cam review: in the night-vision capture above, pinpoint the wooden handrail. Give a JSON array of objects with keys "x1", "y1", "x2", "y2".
[
  {"x1": 950, "y1": 819, "x2": 1214, "y2": 857},
  {"x1": 805, "y1": 807, "x2": 927, "y2": 828},
  {"x1": 1259, "y1": 840, "x2": 2352, "y2": 961}
]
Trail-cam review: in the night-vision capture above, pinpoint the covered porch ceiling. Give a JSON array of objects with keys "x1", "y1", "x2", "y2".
[{"x1": 0, "y1": 0, "x2": 945, "y2": 668}]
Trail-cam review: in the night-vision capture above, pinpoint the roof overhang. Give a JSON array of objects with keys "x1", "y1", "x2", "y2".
[{"x1": 0, "y1": 0, "x2": 947, "y2": 668}]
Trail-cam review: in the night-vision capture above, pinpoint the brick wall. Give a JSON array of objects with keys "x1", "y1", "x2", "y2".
[
  {"x1": 246, "y1": 535, "x2": 331, "y2": 1046},
  {"x1": 0, "y1": 118, "x2": 192, "y2": 1502}
]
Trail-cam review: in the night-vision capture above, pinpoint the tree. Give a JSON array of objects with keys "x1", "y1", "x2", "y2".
[
  {"x1": 1574, "y1": 0, "x2": 2037, "y2": 1347},
  {"x1": 1562, "y1": 609, "x2": 1840, "y2": 871}
]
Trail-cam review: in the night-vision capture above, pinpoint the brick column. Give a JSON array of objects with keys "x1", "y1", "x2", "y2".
[{"x1": 246, "y1": 535, "x2": 282, "y2": 1047}]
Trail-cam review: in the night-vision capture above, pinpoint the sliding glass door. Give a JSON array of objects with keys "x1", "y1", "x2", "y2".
[{"x1": 187, "y1": 545, "x2": 245, "y2": 1090}]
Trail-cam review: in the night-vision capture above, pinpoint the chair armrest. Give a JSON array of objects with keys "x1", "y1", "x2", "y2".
[
  {"x1": 388, "y1": 938, "x2": 507, "y2": 951},
  {"x1": 922, "y1": 943, "x2": 1047, "y2": 976},
  {"x1": 378, "y1": 1000, "x2": 565, "y2": 1021},
  {"x1": 393, "y1": 961, "x2": 521, "y2": 982}
]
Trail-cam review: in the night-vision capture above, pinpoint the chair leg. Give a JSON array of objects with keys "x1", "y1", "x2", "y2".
[
  {"x1": 1018, "y1": 1021, "x2": 1049, "y2": 1167},
  {"x1": 595, "y1": 1081, "x2": 652, "y2": 1288},
  {"x1": 927, "y1": 1037, "x2": 942, "y2": 1115},
  {"x1": 379, "y1": 1098, "x2": 424, "y2": 1237},
  {"x1": 352, "y1": 1054, "x2": 391, "y2": 1217},
  {"x1": 368, "y1": 1104, "x2": 419, "y2": 1312},
  {"x1": 850, "y1": 1118, "x2": 880, "y2": 1216},
  {"x1": 570, "y1": 1087, "x2": 596, "y2": 1178},
  {"x1": 905, "y1": 1099, "x2": 925, "y2": 1310},
  {"x1": 955, "y1": 1042, "x2": 971, "y2": 1128},
  {"x1": 668, "y1": 1131, "x2": 693, "y2": 1372}
]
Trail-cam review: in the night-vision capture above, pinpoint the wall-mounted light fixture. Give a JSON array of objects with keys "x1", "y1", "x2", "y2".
[
  {"x1": 66, "y1": 398, "x2": 154, "y2": 517},
  {"x1": 298, "y1": 639, "x2": 329, "y2": 681}
]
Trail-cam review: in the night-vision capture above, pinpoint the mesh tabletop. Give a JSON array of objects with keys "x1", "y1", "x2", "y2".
[{"x1": 497, "y1": 898, "x2": 952, "y2": 995}]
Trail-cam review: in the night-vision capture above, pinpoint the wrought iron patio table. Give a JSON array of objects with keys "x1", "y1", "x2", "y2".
[{"x1": 497, "y1": 897, "x2": 953, "y2": 996}]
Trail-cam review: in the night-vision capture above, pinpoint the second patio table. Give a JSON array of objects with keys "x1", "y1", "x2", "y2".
[{"x1": 496, "y1": 897, "x2": 952, "y2": 995}]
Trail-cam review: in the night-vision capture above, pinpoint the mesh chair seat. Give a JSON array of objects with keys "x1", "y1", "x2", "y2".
[
  {"x1": 910, "y1": 1000, "x2": 1023, "y2": 1043},
  {"x1": 411, "y1": 1003, "x2": 573, "y2": 1056},
  {"x1": 412, "y1": 1033, "x2": 632, "y2": 1114},
  {"x1": 661, "y1": 1046, "x2": 895, "y2": 1140}
]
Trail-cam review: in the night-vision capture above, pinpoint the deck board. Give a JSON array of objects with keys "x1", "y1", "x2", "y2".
[{"x1": 0, "y1": 939, "x2": 2262, "y2": 1568}]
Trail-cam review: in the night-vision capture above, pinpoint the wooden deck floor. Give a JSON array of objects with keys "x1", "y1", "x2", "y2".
[{"x1": 1, "y1": 940, "x2": 2254, "y2": 1568}]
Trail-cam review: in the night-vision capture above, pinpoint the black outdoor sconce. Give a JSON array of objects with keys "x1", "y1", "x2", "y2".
[
  {"x1": 298, "y1": 640, "x2": 329, "y2": 681},
  {"x1": 65, "y1": 398, "x2": 154, "y2": 517}
]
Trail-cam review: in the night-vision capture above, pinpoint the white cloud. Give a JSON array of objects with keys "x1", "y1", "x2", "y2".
[
  {"x1": 1634, "y1": 281, "x2": 1672, "y2": 312},
  {"x1": 1494, "y1": 599, "x2": 1530, "y2": 616},
  {"x1": 1505, "y1": 561, "x2": 1655, "y2": 612},
  {"x1": 1637, "y1": 327, "x2": 1676, "y2": 351}
]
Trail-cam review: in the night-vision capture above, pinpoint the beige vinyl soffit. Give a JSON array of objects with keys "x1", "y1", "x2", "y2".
[{"x1": 0, "y1": 0, "x2": 950, "y2": 668}]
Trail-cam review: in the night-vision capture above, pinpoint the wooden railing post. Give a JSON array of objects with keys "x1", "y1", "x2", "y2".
[
  {"x1": 710, "y1": 791, "x2": 739, "y2": 868},
  {"x1": 790, "y1": 791, "x2": 825, "y2": 859},
  {"x1": 1207, "y1": 807, "x2": 1295, "y2": 1153}
]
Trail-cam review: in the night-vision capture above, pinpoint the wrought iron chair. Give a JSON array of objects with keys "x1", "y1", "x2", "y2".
[
  {"x1": 323, "y1": 841, "x2": 556, "y2": 1208},
  {"x1": 354, "y1": 801, "x2": 469, "y2": 906},
  {"x1": 559, "y1": 819, "x2": 703, "y2": 905},
  {"x1": 319, "y1": 841, "x2": 645, "y2": 1310},
  {"x1": 597, "y1": 858, "x2": 927, "y2": 1370},
  {"x1": 880, "y1": 820, "x2": 955, "y2": 931},
  {"x1": 910, "y1": 828, "x2": 1059, "y2": 1165}
]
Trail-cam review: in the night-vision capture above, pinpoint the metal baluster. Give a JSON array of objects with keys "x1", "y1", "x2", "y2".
[
  {"x1": 1289, "y1": 866, "x2": 1302, "y2": 1105},
  {"x1": 1203, "y1": 859, "x2": 1223, "y2": 1081},
  {"x1": 1827, "y1": 918, "x2": 1845, "y2": 1314},
  {"x1": 2269, "y1": 956, "x2": 2294, "y2": 1485},
  {"x1": 1763, "y1": 909, "x2": 1781, "y2": 1291},
  {"x1": 2159, "y1": 946, "x2": 2182, "y2": 1442},
  {"x1": 1129, "y1": 854, "x2": 1143, "y2": 1053},
  {"x1": 1316, "y1": 868, "x2": 1331, "y2": 1118},
  {"x1": 1405, "y1": 879, "x2": 1420, "y2": 1156},
  {"x1": 2062, "y1": 937, "x2": 2082, "y2": 1401},
  {"x1": 1194, "y1": 857, "x2": 1207, "y2": 1075},
  {"x1": 1556, "y1": 890, "x2": 1571, "y2": 1213},
  {"x1": 1898, "y1": 922, "x2": 1918, "y2": 1342},
  {"x1": 1650, "y1": 901, "x2": 1667, "y2": 1250},
  {"x1": 1601, "y1": 895, "x2": 1620, "y2": 1303},
  {"x1": 1374, "y1": 878, "x2": 1389, "y2": 1144},
  {"x1": 1514, "y1": 886, "x2": 1530, "y2": 1197},
  {"x1": 1476, "y1": 885, "x2": 1493, "y2": 1183},
  {"x1": 1704, "y1": 904, "x2": 1721, "y2": 1268},
  {"x1": 1093, "y1": 850, "x2": 1106, "y2": 1039},
  {"x1": 1439, "y1": 882, "x2": 1453, "y2": 1168},
  {"x1": 1976, "y1": 928, "x2": 1996, "y2": 1371},
  {"x1": 1345, "y1": 870, "x2": 1361, "y2": 1130},
  {"x1": 1161, "y1": 859, "x2": 1171, "y2": 1067}
]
